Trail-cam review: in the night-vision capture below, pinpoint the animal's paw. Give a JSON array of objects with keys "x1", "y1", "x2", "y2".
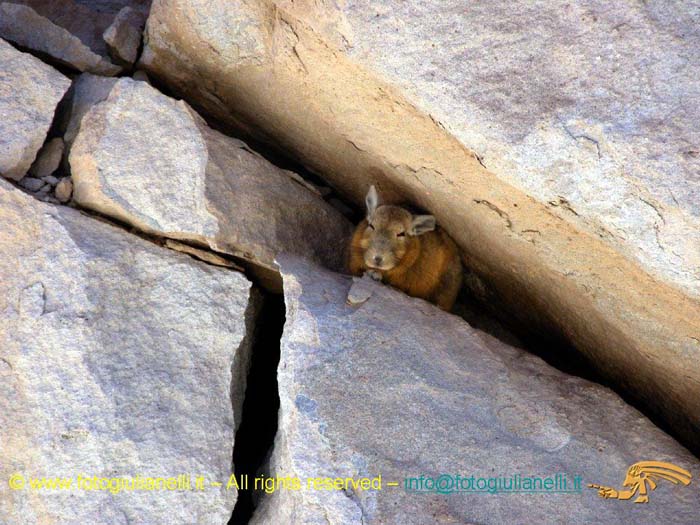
[{"x1": 366, "y1": 270, "x2": 382, "y2": 281}]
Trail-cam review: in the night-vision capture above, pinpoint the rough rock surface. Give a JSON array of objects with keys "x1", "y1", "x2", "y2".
[
  {"x1": 252, "y1": 255, "x2": 700, "y2": 525},
  {"x1": 146, "y1": 0, "x2": 700, "y2": 298},
  {"x1": 59, "y1": 73, "x2": 119, "y2": 150},
  {"x1": 0, "y1": 2, "x2": 121, "y2": 75},
  {"x1": 325, "y1": 0, "x2": 700, "y2": 298},
  {"x1": 140, "y1": 0, "x2": 700, "y2": 449},
  {"x1": 103, "y1": 6, "x2": 146, "y2": 66},
  {"x1": 0, "y1": 178, "x2": 258, "y2": 524},
  {"x1": 69, "y1": 78, "x2": 353, "y2": 290},
  {"x1": 0, "y1": 38, "x2": 70, "y2": 181}
]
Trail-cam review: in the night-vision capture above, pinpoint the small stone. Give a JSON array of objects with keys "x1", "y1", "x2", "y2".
[
  {"x1": 42, "y1": 175, "x2": 59, "y2": 185},
  {"x1": 37, "y1": 184, "x2": 51, "y2": 194},
  {"x1": 165, "y1": 239, "x2": 244, "y2": 270},
  {"x1": 18, "y1": 176, "x2": 44, "y2": 192},
  {"x1": 55, "y1": 178, "x2": 73, "y2": 203},
  {"x1": 346, "y1": 274, "x2": 375, "y2": 306},
  {"x1": 29, "y1": 137, "x2": 64, "y2": 178}
]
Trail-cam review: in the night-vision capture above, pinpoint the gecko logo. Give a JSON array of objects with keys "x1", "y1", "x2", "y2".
[{"x1": 588, "y1": 461, "x2": 692, "y2": 504}]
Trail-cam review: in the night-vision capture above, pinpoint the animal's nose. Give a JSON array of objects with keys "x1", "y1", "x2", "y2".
[{"x1": 373, "y1": 255, "x2": 383, "y2": 265}]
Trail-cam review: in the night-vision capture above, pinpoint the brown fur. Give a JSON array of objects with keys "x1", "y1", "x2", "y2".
[{"x1": 348, "y1": 201, "x2": 462, "y2": 311}]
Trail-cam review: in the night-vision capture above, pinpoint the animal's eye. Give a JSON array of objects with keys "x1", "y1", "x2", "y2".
[
  {"x1": 397, "y1": 231, "x2": 406, "y2": 237},
  {"x1": 368, "y1": 223, "x2": 375, "y2": 230}
]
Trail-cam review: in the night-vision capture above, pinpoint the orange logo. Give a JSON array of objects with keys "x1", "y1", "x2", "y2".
[{"x1": 588, "y1": 461, "x2": 692, "y2": 503}]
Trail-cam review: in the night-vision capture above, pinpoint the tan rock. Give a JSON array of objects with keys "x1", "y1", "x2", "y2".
[{"x1": 55, "y1": 177, "x2": 72, "y2": 202}]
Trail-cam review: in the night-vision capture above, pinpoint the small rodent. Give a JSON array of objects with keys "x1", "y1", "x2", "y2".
[{"x1": 348, "y1": 185, "x2": 463, "y2": 311}]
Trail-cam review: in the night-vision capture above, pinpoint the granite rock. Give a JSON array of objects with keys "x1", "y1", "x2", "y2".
[
  {"x1": 252, "y1": 255, "x2": 700, "y2": 525},
  {"x1": 0, "y1": 178, "x2": 259, "y2": 524},
  {"x1": 0, "y1": 38, "x2": 70, "y2": 181},
  {"x1": 0, "y1": 2, "x2": 121, "y2": 75},
  {"x1": 139, "y1": 0, "x2": 700, "y2": 448},
  {"x1": 69, "y1": 78, "x2": 353, "y2": 290}
]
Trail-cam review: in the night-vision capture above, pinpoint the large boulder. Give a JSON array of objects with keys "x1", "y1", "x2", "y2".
[
  {"x1": 0, "y1": 179, "x2": 259, "y2": 523},
  {"x1": 69, "y1": 77, "x2": 353, "y2": 290},
  {"x1": 0, "y1": 1, "x2": 121, "y2": 75},
  {"x1": 253, "y1": 255, "x2": 700, "y2": 524},
  {"x1": 0, "y1": 38, "x2": 71, "y2": 181},
  {"x1": 139, "y1": 0, "x2": 700, "y2": 449}
]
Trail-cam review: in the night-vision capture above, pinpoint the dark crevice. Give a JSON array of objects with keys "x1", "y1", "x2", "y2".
[
  {"x1": 456, "y1": 272, "x2": 699, "y2": 458},
  {"x1": 229, "y1": 294, "x2": 284, "y2": 525},
  {"x1": 454, "y1": 283, "x2": 601, "y2": 382},
  {"x1": 5, "y1": 39, "x2": 81, "y2": 78}
]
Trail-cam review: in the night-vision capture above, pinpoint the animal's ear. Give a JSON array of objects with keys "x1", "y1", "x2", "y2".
[
  {"x1": 409, "y1": 215, "x2": 436, "y2": 236},
  {"x1": 366, "y1": 185, "x2": 379, "y2": 219}
]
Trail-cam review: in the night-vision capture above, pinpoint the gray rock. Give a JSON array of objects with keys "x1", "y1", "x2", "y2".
[
  {"x1": 0, "y1": 178, "x2": 259, "y2": 523},
  {"x1": 54, "y1": 177, "x2": 73, "y2": 202},
  {"x1": 252, "y1": 255, "x2": 700, "y2": 525},
  {"x1": 18, "y1": 176, "x2": 45, "y2": 192},
  {"x1": 139, "y1": 0, "x2": 700, "y2": 449},
  {"x1": 0, "y1": 38, "x2": 70, "y2": 181},
  {"x1": 345, "y1": 274, "x2": 374, "y2": 306},
  {"x1": 42, "y1": 174, "x2": 59, "y2": 185},
  {"x1": 58, "y1": 73, "x2": 119, "y2": 150},
  {"x1": 18, "y1": 0, "x2": 117, "y2": 56},
  {"x1": 103, "y1": 6, "x2": 146, "y2": 66},
  {"x1": 0, "y1": 2, "x2": 121, "y2": 75},
  {"x1": 28, "y1": 137, "x2": 64, "y2": 178},
  {"x1": 69, "y1": 78, "x2": 353, "y2": 291}
]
